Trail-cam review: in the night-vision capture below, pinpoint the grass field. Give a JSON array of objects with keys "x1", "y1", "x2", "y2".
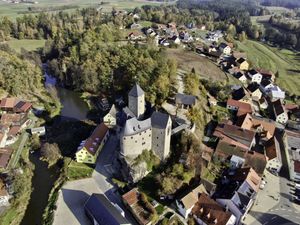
[
  {"x1": 6, "y1": 39, "x2": 46, "y2": 52},
  {"x1": 0, "y1": 0, "x2": 166, "y2": 18},
  {"x1": 236, "y1": 40, "x2": 300, "y2": 95},
  {"x1": 165, "y1": 48, "x2": 227, "y2": 81}
]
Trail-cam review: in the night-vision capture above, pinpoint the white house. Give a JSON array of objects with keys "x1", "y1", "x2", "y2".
[
  {"x1": 219, "y1": 43, "x2": 231, "y2": 55},
  {"x1": 176, "y1": 184, "x2": 208, "y2": 219},
  {"x1": 103, "y1": 104, "x2": 117, "y2": 127},
  {"x1": 273, "y1": 100, "x2": 288, "y2": 124},
  {"x1": 268, "y1": 86, "x2": 285, "y2": 102},
  {"x1": 235, "y1": 72, "x2": 247, "y2": 84},
  {"x1": 247, "y1": 70, "x2": 263, "y2": 84}
]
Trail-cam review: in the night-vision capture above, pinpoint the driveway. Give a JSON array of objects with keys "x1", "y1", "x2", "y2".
[
  {"x1": 53, "y1": 134, "x2": 138, "y2": 225},
  {"x1": 53, "y1": 179, "x2": 100, "y2": 225}
]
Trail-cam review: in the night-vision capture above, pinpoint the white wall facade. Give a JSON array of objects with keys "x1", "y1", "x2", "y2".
[{"x1": 121, "y1": 128, "x2": 152, "y2": 157}]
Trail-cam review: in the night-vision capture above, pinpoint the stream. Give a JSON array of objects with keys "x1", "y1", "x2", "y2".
[{"x1": 20, "y1": 67, "x2": 89, "y2": 225}]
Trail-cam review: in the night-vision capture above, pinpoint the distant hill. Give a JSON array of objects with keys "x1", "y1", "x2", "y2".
[{"x1": 260, "y1": 0, "x2": 300, "y2": 9}]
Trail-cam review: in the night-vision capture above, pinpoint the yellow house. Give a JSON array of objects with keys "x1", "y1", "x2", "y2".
[
  {"x1": 103, "y1": 104, "x2": 117, "y2": 127},
  {"x1": 236, "y1": 58, "x2": 249, "y2": 71},
  {"x1": 76, "y1": 123, "x2": 109, "y2": 164}
]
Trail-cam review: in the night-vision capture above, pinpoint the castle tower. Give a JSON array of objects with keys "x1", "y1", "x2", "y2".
[
  {"x1": 128, "y1": 84, "x2": 145, "y2": 119},
  {"x1": 151, "y1": 112, "x2": 172, "y2": 160}
]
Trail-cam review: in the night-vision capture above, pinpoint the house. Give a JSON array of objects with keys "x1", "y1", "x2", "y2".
[
  {"x1": 234, "y1": 72, "x2": 247, "y2": 83},
  {"x1": 226, "y1": 99, "x2": 252, "y2": 116},
  {"x1": 260, "y1": 79, "x2": 274, "y2": 92},
  {"x1": 0, "y1": 148, "x2": 13, "y2": 169},
  {"x1": 265, "y1": 137, "x2": 282, "y2": 173},
  {"x1": 128, "y1": 32, "x2": 144, "y2": 41},
  {"x1": 256, "y1": 69, "x2": 275, "y2": 82},
  {"x1": 206, "y1": 31, "x2": 223, "y2": 42},
  {"x1": 272, "y1": 100, "x2": 288, "y2": 124},
  {"x1": 0, "y1": 127, "x2": 8, "y2": 148},
  {"x1": 247, "y1": 83, "x2": 262, "y2": 101},
  {"x1": 0, "y1": 113, "x2": 28, "y2": 128},
  {"x1": 0, "y1": 178, "x2": 9, "y2": 206},
  {"x1": 0, "y1": 98, "x2": 17, "y2": 111},
  {"x1": 214, "y1": 140, "x2": 267, "y2": 176},
  {"x1": 191, "y1": 193, "x2": 236, "y2": 225},
  {"x1": 247, "y1": 70, "x2": 262, "y2": 84},
  {"x1": 200, "y1": 178, "x2": 217, "y2": 197},
  {"x1": 208, "y1": 96, "x2": 217, "y2": 106},
  {"x1": 213, "y1": 123, "x2": 256, "y2": 150},
  {"x1": 122, "y1": 188, "x2": 153, "y2": 225},
  {"x1": 168, "y1": 35, "x2": 181, "y2": 45},
  {"x1": 267, "y1": 85, "x2": 285, "y2": 102},
  {"x1": 176, "y1": 184, "x2": 208, "y2": 219},
  {"x1": 30, "y1": 126, "x2": 46, "y2": 136},
  {"x1": 175, "y1": 93, "x2": 197, "y2": 109},
  {"x1": 76, "y1": 123, "x2": 109, "y2": 164},
  {"x1": 236, "y1": 58, "x2": 249, "y2": 71},
  {"x1": 219, "y1": 43, "x2": 231, "y2": 55},
  {"x1": 236, "y1": 114, "x2": 275, "y2": 141},
  {"x1": 216, "y1": 167, "x2": 261, "y2": 223},
  {"x1": 179, "y1": 31, "x2": 194, "y2": 43},
  {"x1": 13, "y1": 101, "x2": 32, "y2": 113},
  {"x1": 103, "y1": 104, "x2": 117, "y2": 127},
  {"x1": 85, "y1": 193, "x2": 131, "y2": 225},
  {"x1": 284, "y1": 130, "x2": 300, "y2": 180}
]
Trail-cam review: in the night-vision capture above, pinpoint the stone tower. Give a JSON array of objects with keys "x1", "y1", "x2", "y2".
[
  {"x1": 128, "y1": 84, "x2": 145, "y2": 119},
  {"x1": 151, "y1": 112, "x2": 172, "y2": 160}
]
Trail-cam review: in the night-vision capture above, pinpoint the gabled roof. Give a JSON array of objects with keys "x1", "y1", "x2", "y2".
[
  {"x1": 248, "y1": 69, "x2": 260, "y2": 76},
  {"x1": 260, "y1": 79, "x2": 272, "y2": 88},
  {"x1": 180, "y1": 184, "x2": 208, "y2": 210},
  {"x1": 151, "y1": 111, "x2": 170, "y2": 129},
  {"x1": 80, "y1": 123, "x2": 109, "y2": 155},
  {"x1": 226, "y1": 99, "x2": 252, "y2": 115},
  {"x1": 14, "y1": 101, "x2": 32, "y2": 112},
  {"x1": 272, "y1": 99, "x2": 285, "y2": 116},
  {"x1": 236, "y1": 57, "x2": 247, "y2": 64},
  {"x1": 192, "y1": 193, "x2": 233, "y2": 225},
  {"x1": 129, "y1": 84, "x2": 144, "y2": 97},
  {"x1": 85, "y1": 193, "x2": 130, "y2": 225},
  {"x1": 108, "y1": 104, "x2": 117, "y2": 118},
  {"x1": 247, "y1": 82, "x2": 260, "y2": 93},
  {"x1": 0, "y1": 98, "x2": 17, "y2": 109},
  {"x1": 175, "y1": 93, "x2": 196, "y2": 106}
]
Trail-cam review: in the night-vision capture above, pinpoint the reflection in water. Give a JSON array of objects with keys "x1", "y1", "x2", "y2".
[{"x1": 21, "y1": 68, "x2": 89, "y2": 225}]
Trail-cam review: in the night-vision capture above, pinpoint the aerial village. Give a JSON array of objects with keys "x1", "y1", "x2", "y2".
[
  {"x1": 0, "y1": 12, "x2": 299, "y2": 225},
  {"x1": 50, "y1": 17, "x2": 300, "y2": 225}
]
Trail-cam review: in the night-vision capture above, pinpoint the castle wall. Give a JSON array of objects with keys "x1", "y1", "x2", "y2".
[{"x1": 121, "y1": 127, "x2": 152, "y2": 157}]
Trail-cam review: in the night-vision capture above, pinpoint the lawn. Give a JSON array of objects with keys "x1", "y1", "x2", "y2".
[
  {"x1": 165, "y1": 48, "x2": 227, "y2": 81},
  {"x1": 6, "y1": 39, "x2": 46, "y2": 53},
  {"x1": 0, "y1": 0, "x2": 166, "y2": 18},
  {"x1": 66, "y1": 160, "x2": 94, "y2": 180},
  {"x1": 236, "y1": 40, "x2": 300, "y2": 95}
]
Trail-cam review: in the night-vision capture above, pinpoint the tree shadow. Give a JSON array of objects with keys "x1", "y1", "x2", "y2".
[{"x1": 61, "y1": 188, "x2": 92, "y2": 225}]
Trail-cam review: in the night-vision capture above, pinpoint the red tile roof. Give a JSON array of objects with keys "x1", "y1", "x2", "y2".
[
  {"x1": 0, "y1": 148, "x2": 13, "y2": 168},
  {"x1": 8, "y1": 126, "x2": 21, "y2": 136},
  {"x1": 14, "y1": 101, "x2": 32, "y2": 113},
  {"x1": 227, "y1": 99, "x2": 252, "y2": 116},
  {"x1": 83, "y1": 123, "x2": 109, "y2": 155},
  {"x1": 0, "y1": 98, "x2": 17, "y2": 109},
  {"x1": 192, "y1": 193, "x2": 233, "y2": 225},
  {"x1": 122, "y1": 188, "x2": 139, "y2": 206}
]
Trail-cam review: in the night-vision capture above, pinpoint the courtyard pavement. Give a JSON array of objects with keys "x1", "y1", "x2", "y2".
[{"x1": 53, "y1": 134, "x2": 138, "y2": 225}]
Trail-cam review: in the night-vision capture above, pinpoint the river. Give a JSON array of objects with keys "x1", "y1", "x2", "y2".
[{"x1": 20, "y1": 69, "x2": 89, "y2": 225}]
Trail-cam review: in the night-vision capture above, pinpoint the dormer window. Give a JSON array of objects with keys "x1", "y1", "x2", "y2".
[{"x1": 213, "y1": 218, "x2": 218, "y2": 224}]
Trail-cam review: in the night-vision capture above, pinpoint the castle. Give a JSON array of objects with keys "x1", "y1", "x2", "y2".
[{"x1": 120, "y1": 84, "x2": 172, "y2": 161}]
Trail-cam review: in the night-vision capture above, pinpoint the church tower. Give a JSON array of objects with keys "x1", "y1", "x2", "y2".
[{"x1": 128, "y1": 84, "x2": 145, "y2": 119}]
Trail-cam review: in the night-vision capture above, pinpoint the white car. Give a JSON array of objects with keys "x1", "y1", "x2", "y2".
[{"x1": 295, "y1": 183, "x2": 300, "y2": 190}]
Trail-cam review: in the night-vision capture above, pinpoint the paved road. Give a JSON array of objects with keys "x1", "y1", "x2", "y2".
[{"x1": 246, "y1": 131, "x2": 300, "y2": 225}]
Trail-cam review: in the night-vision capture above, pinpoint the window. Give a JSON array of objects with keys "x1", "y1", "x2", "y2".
[
  {"x1": 142, "y1": 142, "x2": 146, "y2": 145},
  {"x1": 131, "y1": 137, "x2": 133, "y2": 139}
]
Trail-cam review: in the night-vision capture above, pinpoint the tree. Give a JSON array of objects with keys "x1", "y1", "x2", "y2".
[
  {"x1": 238, "y1": 31, "x2": 247, "y2": 42},
  {"x1": 184, "y1": 69, "x2": 199, "y2": 95},
  {"x1": 40, "y1": 143, "x2": 62, "y2": 167}
]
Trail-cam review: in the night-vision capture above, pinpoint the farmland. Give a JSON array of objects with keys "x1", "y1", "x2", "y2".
[
  {"x1": 0, "y1": 0, "x2": 167, "y2": 18},
  {"x1": 165, "y1": 48, "x2": 227, "y2": 81},
  {"x1": 236, "y1": 40, "x2": 300, "y2": 95}
]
